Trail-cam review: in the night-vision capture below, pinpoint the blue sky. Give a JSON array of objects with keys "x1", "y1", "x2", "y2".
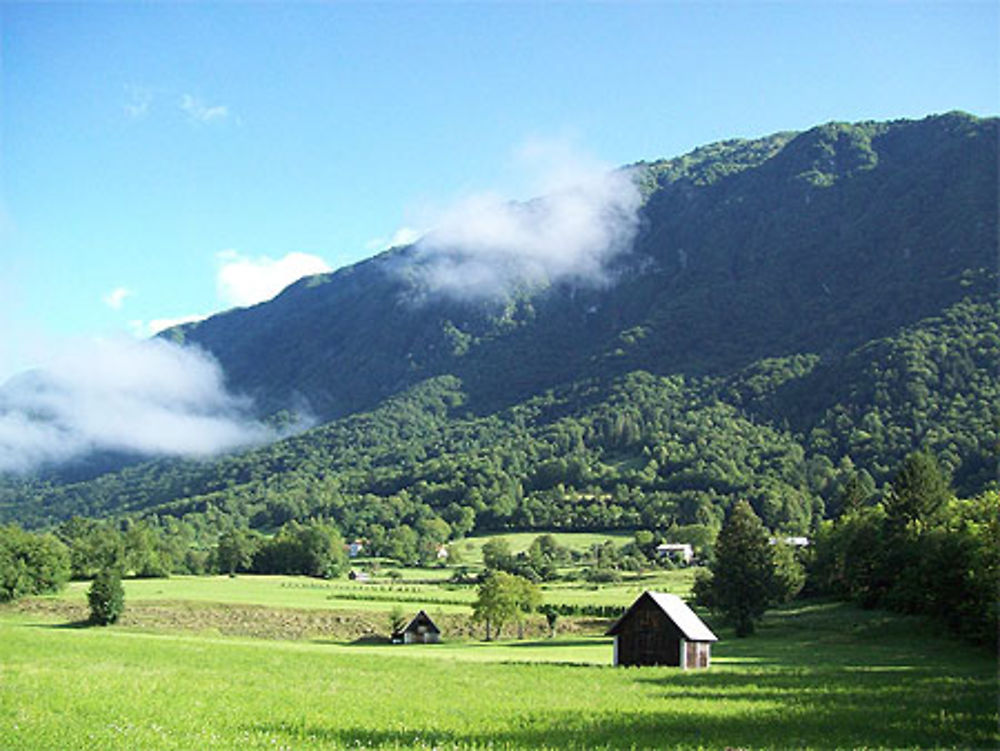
[{"x1": 2, "y1": 1, "x2": 997, "y2": 383}]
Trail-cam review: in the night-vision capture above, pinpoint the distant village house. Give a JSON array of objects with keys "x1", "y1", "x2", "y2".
[
  {"x1": 769, "y1": 536, "x2": 809, "y2": 547},
  {"x1": 655, "y1": 543, "x2": 693, "y2": 565},
  {"x1": 606, "y1": 591, "x2": 717, "y2": 668},
  {"x1": 348, "y1": 540, "x2": 365, "y2": 558}
]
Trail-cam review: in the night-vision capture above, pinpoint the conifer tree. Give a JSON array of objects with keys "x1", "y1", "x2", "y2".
[
  {"x1": 696, "y1": 500, "x2": 775, "y2": 636},
  {"x1": 885, "y1": 451, "x2": 951, "y2": 532}
]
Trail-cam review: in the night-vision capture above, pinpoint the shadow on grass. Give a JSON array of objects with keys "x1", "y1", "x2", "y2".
[
  {"x1": 629, "y1": 664, "x2": 997, "y2": 748},
  {"x1": 498, "y1": 638, "x2": 601, "y2": 649},
  {"x1": 30, "y1": 619, "x2": 93, "y2": 629},
  {"x1": 245, "y1": 692, "x2": 998, "y2": 750},
  {"x1": 321, "y1": 637, "x2": 605, "y2": 651}
]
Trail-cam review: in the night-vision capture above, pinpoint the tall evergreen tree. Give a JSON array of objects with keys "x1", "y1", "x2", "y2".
[
  {"x1": 885, "y1": 450, "x2": 951, "y2": 532},
  {"x1": 696, "y1": 500, "x2": 775, "y2": 636}
]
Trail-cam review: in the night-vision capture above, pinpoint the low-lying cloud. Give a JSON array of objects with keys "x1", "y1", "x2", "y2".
[
  {"x1": 0, "y1": 338, "x2": 272, "y2": 474},
  {"x1": 401, "y1": 141, "x2": 642, "y2": 300}
]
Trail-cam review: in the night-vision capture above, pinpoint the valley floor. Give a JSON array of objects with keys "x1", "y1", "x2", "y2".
[{"x1": 0, "y1": 580, "x2": 996, "y2": 750}]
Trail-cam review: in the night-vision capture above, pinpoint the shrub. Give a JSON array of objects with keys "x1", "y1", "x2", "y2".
[
  {"x1": 583, "y1": 566, "x2": 621, "y2": 583},
  {"x1": 88, "y1": 567, "x2": 125, "y2": 626}
]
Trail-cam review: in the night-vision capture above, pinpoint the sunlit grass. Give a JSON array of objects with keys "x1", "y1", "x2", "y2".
[
  {"x1": 457, "y1": 530, "x2": 635, "y2": 565},
  {"x1": 51, "y1": 575, "x2": 474, "y2": 612},
  {"x1": 1, "y1": 598, "x2": 995, "y2": 750},
  {"x1": 540, "y1": 568, "x2": 698, "y2": 604},
  {"x1": 45, "y1": 569, "x2": 696, "y2": 614}
]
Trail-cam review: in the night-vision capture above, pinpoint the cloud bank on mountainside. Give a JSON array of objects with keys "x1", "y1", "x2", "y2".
[
  {"x1": 0, "y1": 338, "x2": 273, "y2": 473},
  {"x1": 398, "y1": 142, "x2": 643, "y2": 300}
]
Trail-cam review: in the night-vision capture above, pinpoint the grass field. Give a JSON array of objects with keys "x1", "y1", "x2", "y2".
[
  {"x1": 51, "y1": 575, "x2": 476, "y2": 613},
  {"x1": 39, "y1": 569, "x2": 697, "y2": 615},
  {"x1": 456, "y1": 531, "x2": 635, "y2": 566},
  {"x1": 1, "y1": 592, "x2": 996, "y2": 750}
]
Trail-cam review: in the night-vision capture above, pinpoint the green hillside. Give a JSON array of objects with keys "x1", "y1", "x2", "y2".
[
  {"x1": 1, "y1": 113, "x2": 997, "y2": 544},
  {"x1": 165, "y1": 112, "x2": 997, "y2": 419}
]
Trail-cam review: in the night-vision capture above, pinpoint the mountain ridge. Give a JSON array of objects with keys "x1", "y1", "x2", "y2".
[{"x1": 166, "y1": 111, "x2": 996, "y2": 420}]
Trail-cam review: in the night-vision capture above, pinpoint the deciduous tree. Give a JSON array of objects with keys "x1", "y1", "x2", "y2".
[
  {"x1": 216, "y1": 528, "x2": 258, "y2": 575},
  {"x1": 472, "y1": 571, "x2": 538, "y2": 641}
]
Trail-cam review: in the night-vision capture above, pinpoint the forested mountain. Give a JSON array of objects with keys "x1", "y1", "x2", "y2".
[
  {"x1": 1, "y1": 112, "x2": 997, "y2": 544},
  {"x1": 164, "y1": 112, "x2": 996, "y2": 420}
]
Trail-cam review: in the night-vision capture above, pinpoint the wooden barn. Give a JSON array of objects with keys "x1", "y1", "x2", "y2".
[
  {"x1": 393, "y1": 610, "x2": 441, "y2": 644},
  {"x1": 606, "y1": 591, "x2": 717, "y2": 668}
]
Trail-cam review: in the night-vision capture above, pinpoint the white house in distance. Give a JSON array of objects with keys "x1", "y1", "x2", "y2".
[
  {"x1": 655, "y1": 543, "x2": 693, "y2": 564},
  {"x1": 769, "y1": 536, "x2": 809, "y2": 547}
]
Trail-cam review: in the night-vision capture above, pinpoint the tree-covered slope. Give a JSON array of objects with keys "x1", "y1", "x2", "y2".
[
  {"x1": 4, "y1": 296, "x2": 997, "y2": 540},
  {"x1": 167, "y1": 112, "x2": 997, "y2": 419},
  {"x1": 1, "y1": 113, "x2": 997, "y2": 539}
]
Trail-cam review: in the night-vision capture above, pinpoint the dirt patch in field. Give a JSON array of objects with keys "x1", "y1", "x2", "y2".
[{"x1": 6, "y1": 598, "x2": 607, "y2": 643}]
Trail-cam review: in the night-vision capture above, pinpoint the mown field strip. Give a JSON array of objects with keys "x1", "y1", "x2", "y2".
[{"x1": 48, "y1": 570, "x2": 697, "y2": 612}]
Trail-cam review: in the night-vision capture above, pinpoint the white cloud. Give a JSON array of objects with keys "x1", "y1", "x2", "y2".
[
  {"x1": 389, "y1": 227, "x2": 422, "y2": 248},
  {"x1": 102, "y1": 287, "x2": 132, "y2": 310},
  {"x1": 401, "y1": 139, "x2": 641, "y2": 300},
  {"x1": 367, "y1": 226, "x2": 423, "y2": 253},
  {"x1": 180, "y1": 94, "x2": 229, "y2": 124},
  {"x1": 128, "y1": 313, "x2": 210, "y2": 338},
  {"x1": 119, "y1": 251, "x2": 330, "y2": 340},
  {"x1": 0, "y1": 337, "x2": 272, "y2": 473},
  {"x1": 216, "y1": 250, "x2": 331, "y2": 307},
  {"x1": 147, "y1": 313, "x2": 210, "y2": 335},
  {"x1": 123, "y1": 84, "x2": 152, "y2": 119}
]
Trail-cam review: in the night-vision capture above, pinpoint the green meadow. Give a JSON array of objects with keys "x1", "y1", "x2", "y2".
[
  {"x1": 1, "y1": 582, "x2": 996, "y2": 750},
  {"x1": 456, "y1": 532, "x2": 635, "y2": 566},
  {"x1": 40, "y1": 567, "x2": 696, "y2": 615}
]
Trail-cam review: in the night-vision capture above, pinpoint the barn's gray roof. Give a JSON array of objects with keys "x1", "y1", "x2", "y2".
[{"x1": 606, "y1": 591, "x2": 718, "y2": 642}]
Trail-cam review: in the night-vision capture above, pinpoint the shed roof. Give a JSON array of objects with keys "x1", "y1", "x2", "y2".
[
  {"x1": 606, "y1": 591, "x2": 718, "y2": 642},
  {"x1": 403, "y1": 609, "x2": 440, "y2": 634}
]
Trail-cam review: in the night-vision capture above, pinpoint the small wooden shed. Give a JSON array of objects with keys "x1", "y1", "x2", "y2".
[
  {"x1": 606, "y1": 591, "x2": 717, "y2": 668},
  {"x1": 393, "y1": 610, "x2": 441, "y2": 644}
]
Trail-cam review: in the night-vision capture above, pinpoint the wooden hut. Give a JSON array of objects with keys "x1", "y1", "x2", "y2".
[
  {"x1": 606, "y1": 591, "x2": 717, "y2": 668},
  {"x1": 393, "y1": 610, "x2": 441, "y2": 644}
]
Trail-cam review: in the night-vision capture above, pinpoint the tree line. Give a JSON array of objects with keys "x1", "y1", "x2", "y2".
[
  {"x1": 3, "y1": 296, "x2": 995, "y2": 553},
  {"x1": 0, "y1": 516, "x2": 350, "y2": 596},
  {"x1": 695, "y1": 450, "x2": 997, "y2": 646},
  {"x1": 3, "y1": 446, "x2": 995, "y2": 647}
]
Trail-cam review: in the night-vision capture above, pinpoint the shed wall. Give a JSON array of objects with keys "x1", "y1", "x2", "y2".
[{"x1": 615, "y1": 597, "x2": 684, "y2": 667}]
